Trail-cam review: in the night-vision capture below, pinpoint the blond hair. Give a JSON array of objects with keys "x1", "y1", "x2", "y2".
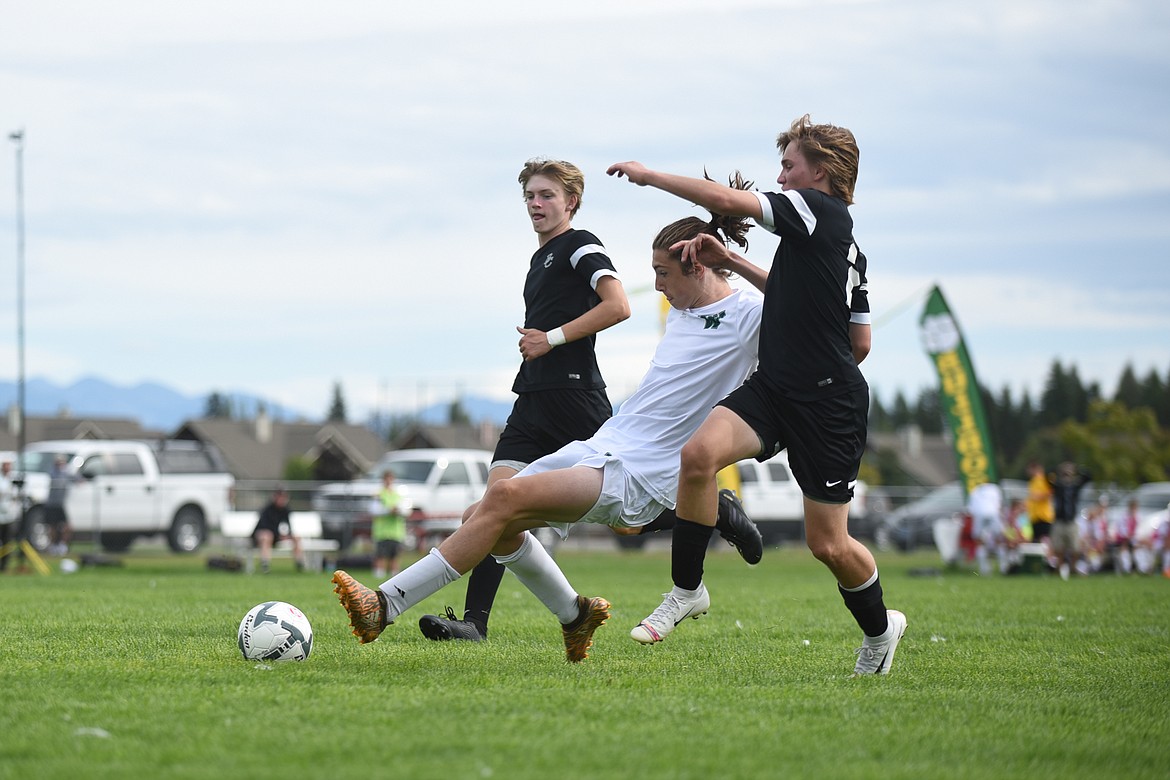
[
  {"x1": 518, "y1": 158, "x2": 586, "y2": 217},
  {"x1": 776, "y1": 114, "x2": 859, "y2": 205}
]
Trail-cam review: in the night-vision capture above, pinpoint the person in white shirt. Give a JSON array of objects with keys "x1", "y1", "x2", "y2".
[
  {"x1": 0, "y1": 458, "x2": 19, "y2": 571},
  {"x1": 968, "y1": 482, "x2": 1004, "y2": 575},
  {"x1": 333, "y1": 200, "x2": 763, "y2": 662}
]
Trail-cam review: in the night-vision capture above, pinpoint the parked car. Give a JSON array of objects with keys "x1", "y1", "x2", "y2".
[
  {"x1": 874, "y1": 479, "x2": 1028, "y2": 552},
  {"x1": 16, "y1": 439, "x2": 234, "y2": 553},
  {"x1": 311, "y1": 448, "x2": 492, "y2": 549},
  {"x1": 736, "y1": 452, "x2": 869, "y2": 545},
  {"x1": 616, "y1": 451, "x2": 870, "y2": 549}
]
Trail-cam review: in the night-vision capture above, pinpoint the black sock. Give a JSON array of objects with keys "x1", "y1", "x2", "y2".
[
  {"x1": 671, "y1": 519, "x2": 714, "y2": 591},
  {"x1": 638, "y1": 507, "x2": 678, "y2": 535},
  {"x1": 462, "y1": 555, "x2": 506, "y2": 634},
  {"x1": 838, "y1": 576, "x2": 889, "y2": 637}
]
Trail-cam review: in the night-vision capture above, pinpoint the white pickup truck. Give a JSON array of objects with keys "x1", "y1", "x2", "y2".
[
  {"x1": 736, "y1": 451, "x2": 869, "y2": 545},
  {"x1": 16, "y1": 439, "x2": 235, "y2": 553},
  {"x1": 312, "y1": 448, "x2": 492, "y2": 550}
]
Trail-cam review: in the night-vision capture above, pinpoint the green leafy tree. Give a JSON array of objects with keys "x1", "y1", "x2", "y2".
[
  {"x1": 1058, "y1": 400, "x2": 1169, "y2": 488},
  {"x1": 282, "y1": 456, "x2": 315, "y2": 482}
]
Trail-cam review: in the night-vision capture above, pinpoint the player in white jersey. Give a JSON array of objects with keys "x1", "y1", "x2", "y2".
[{"x1": 333, "y1": 200, "x2": 763, "y2": 662}]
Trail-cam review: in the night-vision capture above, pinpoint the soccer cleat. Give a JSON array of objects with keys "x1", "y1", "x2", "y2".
[
  {"x1": 561, "y1": 595, "x2": 611, "y2": 663},
  {"x1": 716, "y1": 488, "x2": 764, "y2": 565},
  {"x1": 629, "y1": 585, "x2": 710, "y2": 645},
  {"x1": 852, "y1": 609, "x2": 907, "y2": 676},
  {"x1": 419, "y1": 607, "x2": 486, "y2": 642},
  {"x1": 332, "y1": 569, "x2": 391, "y2": 644}
]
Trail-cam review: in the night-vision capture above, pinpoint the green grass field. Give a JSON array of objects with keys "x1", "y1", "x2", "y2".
[{"x1": 2, "y1": 543, "x2": 1167, "y2": 780}]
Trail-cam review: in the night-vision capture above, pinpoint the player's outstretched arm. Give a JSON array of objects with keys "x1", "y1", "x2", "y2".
[{"x1": 608, "y1": 161, "x2": 762, "y2": 221}]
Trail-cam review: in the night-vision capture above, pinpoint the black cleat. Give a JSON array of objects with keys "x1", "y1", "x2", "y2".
[
  {"x1": 419, "y1": 607, "x2": 486, "y2": 642},
  {"x1": 716, "y1": 488, "x2": 763, "y2": 565}
]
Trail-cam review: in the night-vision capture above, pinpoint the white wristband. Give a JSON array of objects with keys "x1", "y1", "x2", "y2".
[{"x1": 547, "y1": 327, "x2": 566, "y2": 347}]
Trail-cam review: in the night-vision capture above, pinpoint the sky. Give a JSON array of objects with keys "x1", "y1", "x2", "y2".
[{"x1": 1, "y1": 0, "x2": 1168, "y2": 424}]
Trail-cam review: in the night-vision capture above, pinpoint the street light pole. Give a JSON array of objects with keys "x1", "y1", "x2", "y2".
[{"x1": 9, "y1": 129, "x2": 26, "y2": 537}]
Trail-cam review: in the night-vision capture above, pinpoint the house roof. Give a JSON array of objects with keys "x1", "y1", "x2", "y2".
[
  {"x1": 176, "y1": 417, "x2": 388, "y2": 480},
  {"x1": 391, "y1": 422, "x2": 499, "y2": 452},
  {"x1": 0, "y1": 410, "x2": 490, "y2": 483},
  {"x1": 0, "y1": 414, "x2": 163, "y2": 452},
  {"x1": 867, "y1": 427, "x2": 958, "y2": 486}
]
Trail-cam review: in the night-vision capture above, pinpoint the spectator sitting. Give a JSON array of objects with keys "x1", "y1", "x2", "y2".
[
  {"x1": 997, "y1": 498, "x2": 1028, "y2": 573},
  {"x1": 1113, "y1": 498, "x2": 1140, "y2": 575},
  {"x1": 251, "y1": 487, "x2": 304, "y2": 573},
  {"x1": 1078, "y1": 499, "x2": 1110, "y2": 575}
]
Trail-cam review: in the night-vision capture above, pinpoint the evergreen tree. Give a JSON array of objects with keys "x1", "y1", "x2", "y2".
[
  {"x1": 1038, "y1": 360, "x2": 1064, "y2": 427},
  {"x1": 1139, "y1": 367, "x2": 1169, "y2": 426},
  {"x1": 448, "y1": 399, "x2": 471, "y2": 426},
  {"x1": 204, "y1": 392, "x2": 233, "y2": 419},
  {"x1": 1039, "y1": 360, "x2": 1090, "y2": 426},
  {"x1": 913, "y1": 388, "x2": 943, "y2": 434},
  {"x1": 891, "y1": 390, "x2": 913, "y2": 430},
  {"x1": 1018, "y1": 391, "x2": 1036, "y2": 443},
  {"x1": 327, "y1": 382, "x2": 347, "y2": 423},
  {"x1": 1114, "y1": 363, "x2": 1143, "y2": 409},
  {"x1": 869, "y1": 391, "x2": 891, "y2": 433},
  {"x1": 990, "y1": 386, "x2": 1024, "y2": 470}
]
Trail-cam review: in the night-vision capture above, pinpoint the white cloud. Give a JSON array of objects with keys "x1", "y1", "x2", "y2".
[{"x1": 1, "y1": 0, "x2": 1168, "y2": 423}]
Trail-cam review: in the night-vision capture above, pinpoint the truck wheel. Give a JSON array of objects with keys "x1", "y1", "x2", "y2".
[
  {"x1": 22, "y1": 505, "x2": 53, "y2": 552},
  {"x1": 615, "y1": 534, "x2": 647, "y2": 551},
  {"x1": 100, "y1": 533, "x2": 136, "y2": 553},
  {"x1": 168, "y1": 505, "x2": 207, "y2": 553}
]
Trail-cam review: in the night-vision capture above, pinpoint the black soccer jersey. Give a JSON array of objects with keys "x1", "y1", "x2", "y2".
[
  {"x1": 753, "y1": 189, "x2": 869, "y2": 400},
  {"x1": 511, "y1": 228, "x2": 619, "y2": 394}
]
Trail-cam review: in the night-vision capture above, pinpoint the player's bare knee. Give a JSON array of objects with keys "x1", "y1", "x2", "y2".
[
  {"x1": 481, "y1": 478, "x2": 528, "y2": 519},
  {"x1": 807, "y1": 536, "x2": 848, "y2": 568},
  {"x1": 679, "y1": 439, "x2": 719, "y2": 487}
]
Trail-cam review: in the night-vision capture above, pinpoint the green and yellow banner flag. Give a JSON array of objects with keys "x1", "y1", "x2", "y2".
[{"x1": 919, "y1": 285, "x2": 998, "y2": 496}]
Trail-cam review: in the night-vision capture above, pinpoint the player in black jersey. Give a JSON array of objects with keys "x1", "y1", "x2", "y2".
[
  {"x1": 609, "y1": 116, "x2": 907, "y2": 675},
  {"x1": 417, "y1": 158, "x2": 631, "y2": 642}
]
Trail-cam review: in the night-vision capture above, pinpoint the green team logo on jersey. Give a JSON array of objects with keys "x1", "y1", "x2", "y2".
[{"x1": 700, "y1": 311, "x2": 726, "y2": 329}]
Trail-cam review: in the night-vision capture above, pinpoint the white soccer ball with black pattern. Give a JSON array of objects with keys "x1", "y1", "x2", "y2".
[{"x1": 238, "y1": 601, "x2": 313, "y2": 662}]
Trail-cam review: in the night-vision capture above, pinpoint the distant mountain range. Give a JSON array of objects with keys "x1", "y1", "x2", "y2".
[{"x1": 0, "y1": 377, "x2": 515, "y2": 433}]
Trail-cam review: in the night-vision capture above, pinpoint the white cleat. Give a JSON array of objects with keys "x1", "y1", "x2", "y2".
[
  {"x1": 630, "y1": 585, "x2": 711, "y2": 644},
  {"x1": 853, "y1": 609, "x2": 907, "y2": 675}
]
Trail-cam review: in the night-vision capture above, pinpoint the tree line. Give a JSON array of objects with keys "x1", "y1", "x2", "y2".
[
  {"x1": 869, "y1": 360, "x2": 1170, "y2": 488},
  {"x1": 203, "y1": 361, "x2": 1169, "y2": 489}
]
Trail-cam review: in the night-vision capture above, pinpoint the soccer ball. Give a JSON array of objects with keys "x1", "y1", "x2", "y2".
[{"x1": 237, "y1": 601, "x2": 313, "y2": 662}]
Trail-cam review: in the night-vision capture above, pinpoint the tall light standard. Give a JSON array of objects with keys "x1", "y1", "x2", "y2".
[{"x1": 9, "y1": 129, "x2": 26, "y2": 532}]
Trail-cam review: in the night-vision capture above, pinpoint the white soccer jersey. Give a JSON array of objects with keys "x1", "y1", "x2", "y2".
[{"x1": 583, "y1": 288, "x2": 763, "y2": 506}]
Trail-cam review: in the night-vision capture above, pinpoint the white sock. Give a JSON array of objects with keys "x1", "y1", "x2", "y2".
[
  {"x1": 672, "y1": 583, "x2": 705, "y2": 600},
  {"x1": 976, "y1": 546, "x2": 989, "y2": 575},
  {"x1": 494, "y1": 531, "x2": 579, "y2": 624},
  {"x1": 377, "y1": 548, "x2": 459, "y2": 621}
]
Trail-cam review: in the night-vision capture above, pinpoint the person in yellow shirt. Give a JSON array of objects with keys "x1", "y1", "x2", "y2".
[
  {"x1": 372, "y1": 470, "x2": 409, "y2": 579},
  {"x1": 1025, "y1": 461, "x2": 1054, "y2": 543}
]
